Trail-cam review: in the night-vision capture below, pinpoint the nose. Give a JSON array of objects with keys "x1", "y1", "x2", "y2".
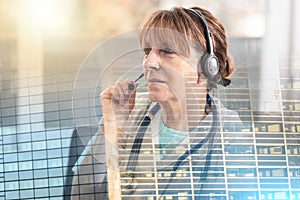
[{"x1": 143, "y1": 50, "x2": 160, "y2": 70}]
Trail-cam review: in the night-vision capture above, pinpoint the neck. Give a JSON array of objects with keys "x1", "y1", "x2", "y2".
[
  {"x1": 159, "y1": 98, "x2": 207, "y2": 132},
  {"x1": 160, "y1": 100, "x2": 185, "y2": 131}
]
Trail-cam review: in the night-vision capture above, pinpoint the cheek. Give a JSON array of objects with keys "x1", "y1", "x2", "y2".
[
  {"x1": 143, "y1": 67, "x2": 148, "y2": 80},
  {"x1": 175, "y1": 58, "x2": 197, "y2": 73},
  {"x1": 180, "y1": 62, "x2": 199, "y2": 82}
]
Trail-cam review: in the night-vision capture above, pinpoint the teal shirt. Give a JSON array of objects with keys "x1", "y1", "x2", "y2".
[{"x1": 158, "y1": 120, "x2": 189, "y2": 159}]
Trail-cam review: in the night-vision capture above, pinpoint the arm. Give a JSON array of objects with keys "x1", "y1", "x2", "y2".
[{"x1": 100, "y1": 80, "x2": 137, "y2": 199}]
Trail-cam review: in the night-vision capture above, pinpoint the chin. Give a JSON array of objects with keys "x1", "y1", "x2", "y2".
[
  {"x1": 148, "y1": 85, "x2": 174, "y2": 102},
  {"x1": 148, "y1": 91, "x2": 167, "y2": 102}
]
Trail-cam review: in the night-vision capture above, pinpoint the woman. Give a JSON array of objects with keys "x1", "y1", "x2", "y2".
[{"x1": 72, "y1": 6, "x2": 241, "y2": 200}]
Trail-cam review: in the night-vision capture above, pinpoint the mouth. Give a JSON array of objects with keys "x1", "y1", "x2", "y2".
[{"x1": 148, "y1": 78, "x2": 166, "y2": 83}]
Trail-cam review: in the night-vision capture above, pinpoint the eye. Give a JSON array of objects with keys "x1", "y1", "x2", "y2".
[
  {"x1": 143, "y1": 48, "x2": 151, "y2": 56},
  {"x1": 160, "y1": 48, "x2": 176, "y2": 55}
]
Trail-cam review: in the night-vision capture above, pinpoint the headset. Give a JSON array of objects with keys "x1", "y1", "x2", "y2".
[{"x1": 188, "y1": 8, "x2": 220, "y2": 83}]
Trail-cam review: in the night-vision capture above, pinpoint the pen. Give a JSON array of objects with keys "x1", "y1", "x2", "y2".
[{"x1": 128, "y1": 73, "x2": 144, "y2": 90}]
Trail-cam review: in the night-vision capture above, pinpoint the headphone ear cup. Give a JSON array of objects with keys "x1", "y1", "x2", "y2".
[{"x1": 200, "y1": 53, "x2": 219, "y2": 79}]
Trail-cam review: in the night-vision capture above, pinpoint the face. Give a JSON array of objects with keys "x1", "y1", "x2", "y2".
[{"x1": 142, "y1": 44, "x2": 203, "y2": 103}]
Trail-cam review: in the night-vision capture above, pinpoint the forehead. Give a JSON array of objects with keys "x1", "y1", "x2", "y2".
[{"x1": 140, "y1": 27, "x2": 191, "y2": 57}]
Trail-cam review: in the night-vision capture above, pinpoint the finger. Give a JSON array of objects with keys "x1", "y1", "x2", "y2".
[
  {"x1": 124, "y1": 80, "x2": 138, "y2": 109},
  {"x1": 100, "y1": 86, "x2": 115, "y2": 116},
  {"x1": 122, "y1": 79, "x2": 135, "y2": 96},
  {"x1": 100, "y1": 86, "x2": 114, "y2": 100},
  {"x1": 112, "y1": 80, "x2": 130, "y2": 105},
  {"x1": 127, "y1": 79, "x2": 135, "y2": 91},
  {"x1": 124, "y1": 79, "x2": 137, "y2": 96},
  {"x1": 128, "y1": 83, "x2": 138, "y2": 110},
  {"x1": 111, "y1": 85, "x2": 124, "y2": 105}
]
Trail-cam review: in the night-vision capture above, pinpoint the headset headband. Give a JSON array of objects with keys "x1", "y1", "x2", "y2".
[{"x1": 188, "y1": 8, "x2": 214, "y2": 55}]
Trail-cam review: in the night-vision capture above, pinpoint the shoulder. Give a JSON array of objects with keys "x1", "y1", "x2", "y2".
[{"x1": 215, "y1": 100, "x2": 245, "y2": 132}]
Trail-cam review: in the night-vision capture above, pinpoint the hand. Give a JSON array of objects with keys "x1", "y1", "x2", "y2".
[{"x1": 100, "y1": 79, "x2": 138, "y2": 127}]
